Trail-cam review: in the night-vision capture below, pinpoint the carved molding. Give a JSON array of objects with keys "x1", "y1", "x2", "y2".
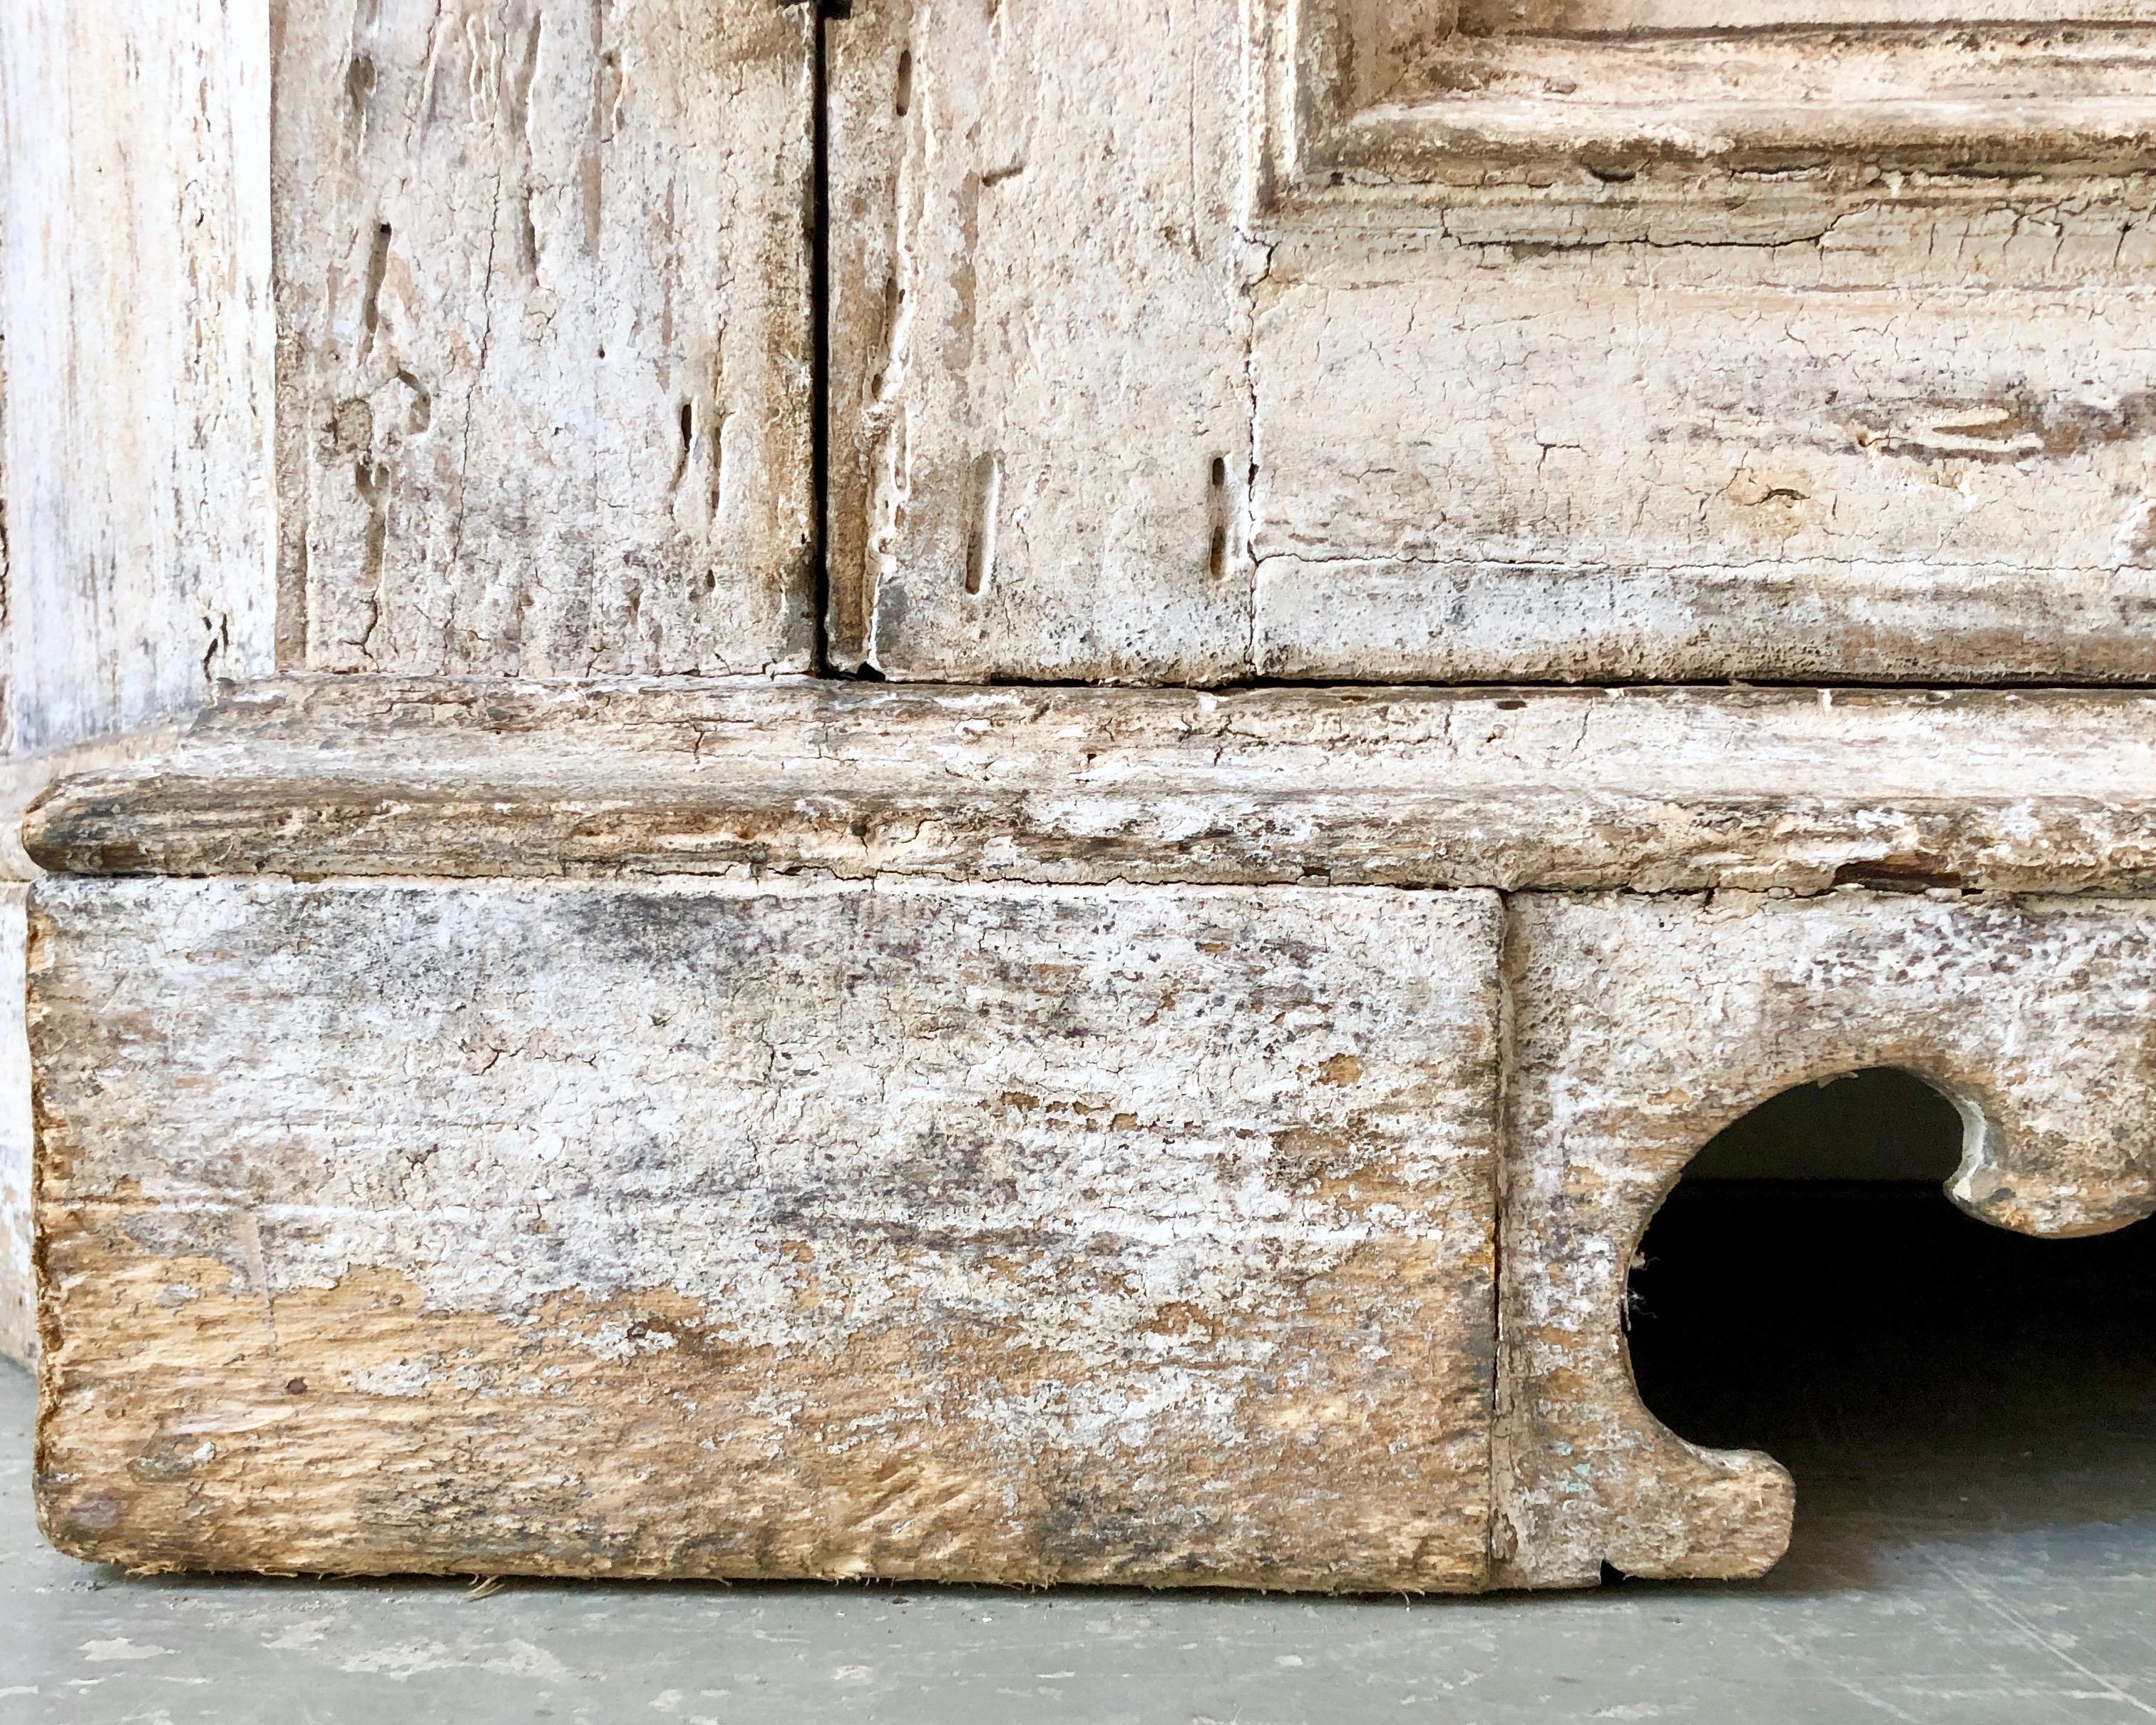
[
  {"x1": 1256, "y1": 0, "x2": 2156, "y2": 234},
  {"x1": 28, "y1": 677, "x2": 2156, "y2": 892}
]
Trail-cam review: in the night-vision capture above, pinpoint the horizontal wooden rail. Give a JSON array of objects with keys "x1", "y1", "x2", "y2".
[{"x1": 26, "y1": 677, "x2": 2156, "y2": 894}]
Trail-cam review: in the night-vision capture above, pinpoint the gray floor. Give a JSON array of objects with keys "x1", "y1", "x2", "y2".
[{"x1": 6, "y1": 1359, "x2": 2156, "y2": 1724}]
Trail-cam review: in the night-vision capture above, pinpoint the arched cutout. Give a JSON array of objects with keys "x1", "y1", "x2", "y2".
[
  {"x1": 1497, "y1": 893, "x2": 2156, "y2": 1590},
  {"x1": 1679, "y1": 1068, "x2": 1963, "y2": 1184},
  {"x1": 1623, "y1": 1067, "x2": 2156, "y2": 1586}
]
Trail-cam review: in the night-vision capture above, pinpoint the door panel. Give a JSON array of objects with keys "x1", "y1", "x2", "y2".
[
  {"x1": 277, "y1": 0, "x2": 816, "y2": 677},
  {"x1": 826, "y1": 0, "x2": 1258, "y2": 682},
  {"x1": 831, "y1": 0, "x2": 2156, "y2": 682}
]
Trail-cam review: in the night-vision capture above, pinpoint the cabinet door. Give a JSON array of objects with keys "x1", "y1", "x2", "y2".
[
  {"x1": 829, "y1": 0, "x2": 2156, "y2": 682},
  {"x1": 278, "y1": 0, "x2": 816, "y2": 677},
  {"x1": 31, "y1": 878, "x2": 1502, "y2": 1590}
]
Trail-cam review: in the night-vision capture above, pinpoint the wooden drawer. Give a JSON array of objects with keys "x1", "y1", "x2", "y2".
[{"x1": 29, "y1": 877, "x2": 1502, "y2": 1589}]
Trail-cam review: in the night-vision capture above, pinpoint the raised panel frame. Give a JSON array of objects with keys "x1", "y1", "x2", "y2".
[{"x1": 1256, "y1": 0, "x2": 2156, "y2": 237}]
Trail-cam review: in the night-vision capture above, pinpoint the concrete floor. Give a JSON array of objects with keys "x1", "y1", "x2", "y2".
[{"x1": 6, "y1": 1182, "x2": 2156, "y2": 1724}]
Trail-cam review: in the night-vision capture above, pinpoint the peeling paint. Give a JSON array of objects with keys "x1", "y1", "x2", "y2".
[{"x1": 31, "y1": 876, "x2": 1501, "y2": 1590}]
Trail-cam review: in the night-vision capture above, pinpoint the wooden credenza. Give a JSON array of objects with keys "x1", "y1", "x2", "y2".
[{"x1": 6, "y1": 0, "x2": 2156, "y2": 1589}]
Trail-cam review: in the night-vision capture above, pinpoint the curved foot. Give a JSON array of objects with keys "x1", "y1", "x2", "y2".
[{"x1": 1501, "y1": 890, "x2": 2156, "y2": 1588}]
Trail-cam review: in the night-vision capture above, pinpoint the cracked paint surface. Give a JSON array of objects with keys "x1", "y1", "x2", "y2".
[
  {"x1": 29, "y1": 876, "x2": 1501, "y2": 1589},
  {"x1": 278, "y1": 0, "x2": 816, "y2": 677},
  {"x1": 831, "y1": 0, "x2": 2156, "y2": 684}
]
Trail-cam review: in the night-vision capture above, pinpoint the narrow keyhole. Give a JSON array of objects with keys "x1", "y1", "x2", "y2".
[{"x1": 895, "y1": 48, "x2": 913, "y2": 117}]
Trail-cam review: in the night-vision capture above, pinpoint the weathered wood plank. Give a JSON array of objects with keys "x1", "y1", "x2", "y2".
[
  {"x1": 2, "y1": 733, "x2": 174, "y2": 1368},
  {"x1": 31, "y1": 876, "x2": 1502, "y2": 1587},
  {"x1": 0, "y1": 0, "x2": 276, "y2": 752},
  {"x1": 277, "y1": 0, "x2": 814, "y2": 677},
  {"x1": 826, "y1": 0, "x2": 1258, "y2": 680},
  {"x1": 832, "y1": 0, "x2": 2156, "y2": 681},
  {"x1": 3, "y1": 733, "x2": 173, "y2": 886},
  {"x1": 26, "y1": 677, "x2": 2156, "y2": 895},
  {"x1": 0, "y1": 886, "x2": 27, "y2": 1366},
  {"x1": 1499, "y1": 891, "x2": 2156, "y2": 1588},
  {"x1": 1454, "y1": 0, "x2": 2156, "y2": 31},
  {"x1": 1275, "y1": 0, "x2": 2156, "y2": 229},
  {"x1": 0, "y1": 4, "x2": 259, "y2": 1360},
  {"x1": 0, "y1": 134, "x2": 13, "y2": 1366},
  {"x1": 1252, "y1": 222, "x2": 2156, "y2": 682}
]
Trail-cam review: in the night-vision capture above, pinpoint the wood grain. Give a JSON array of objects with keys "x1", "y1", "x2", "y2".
[
  {"x1": 0, "y1": 886, "x2": 27, "y2": 1366},
  {"x1": 1282, "y1": 0, "x2": 2156, "y2": 216},
  {"x1": 1499, "y1": 891, "x2": 2156, "y2": 1587},
  {"x1": 1, "y1": 733, "x2": 175, "y2": 1366},
  {"x1": 275, "y1": 0, "x2": 814, "y2": 677},
  {"x1": 28, "y1": 677, "x2": 2156, "y2": 896},
  {"x1": 31, "y1": 876, "x2": 1502, "y2": 1588},
  {"x1": 1451, "y1": 0, "x2": 2156, "y2": 32},
  {"x1": 0, "y1": 0, "x2": 275, "y2": 752},
  {"x1": 826, "y1": 0, "x2": 1258, "y2": 680},
  {"x1": 0, "y1": 4, "x2": 275, "y2": 1357},
  {"x1": 1252, "y1": 218, "x2": 2156, "y2": 682},
  {"x1": 833, "y1": 0, "x2": 2156, "y2": 681}
]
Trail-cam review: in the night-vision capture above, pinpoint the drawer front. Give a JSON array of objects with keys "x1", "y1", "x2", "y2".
[{"x1": 29, "y1": 878, "x2": 1501, "y2": 1590}]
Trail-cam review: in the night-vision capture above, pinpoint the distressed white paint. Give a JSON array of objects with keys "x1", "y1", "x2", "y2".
[
  {"x1": 0, "y1": 0, "x2": 276, "y2": 752},
  {"x1": 31, "y1": 876, "x2": 1502, "y2": 1587},
  {"x1": 35, "y1": 868, "x2": 2156, "y2": 1587},
  {"x1": 277, "y1": 0, "x2": 816, "y2": 677},
  {"x1": 13, "y1": 0, "x2": 2156, "y2": 1587},
  {"x1": 1501, "y1": 891, "x2": 2156, "y2": 1587},
  {"x1": 0, "y1": 732, "x2": 177, "y2": 1366},
  {"x1": 30, "y1": 678, "x2": 2156, "y2": 896},
  {"x1": 832, "y1": 0, "x2": 2156, "y2": 681},
  {"x1": 0, "y1": 66, "x2": 11, "y2": 1369},
  {"x1": 826, "y1": 0, "x2": 1261, "y2": 678},
  {"x1": 0, "y1": 887, "x2": 28, "y2": 1366},
  {"x1": 0, "y1": 2, "x2": 277, "y2": 1362},
  {"x1": 1251, "y1": 214, "x2": 2156, "y2": 681},
  {"x1": 1288, "y1": 0, "x2": 2156, "y2": 200}
]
